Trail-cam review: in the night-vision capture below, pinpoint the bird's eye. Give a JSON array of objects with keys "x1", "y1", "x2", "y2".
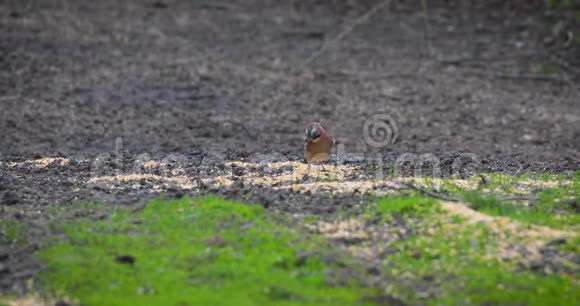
[{"x1": 307, "y1": 126, "x2": 319, "y2": 139}]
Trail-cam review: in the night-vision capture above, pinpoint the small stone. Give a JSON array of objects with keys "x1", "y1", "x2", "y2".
[
  {"x1": 295, "y1": 250, "x2": 317, "y2": 266},
  {"x1": 546, "y1": 238, "x2": 566, "y2": 246},
  {"x1": 204, "y1": 235, "x2": 227, "y2": 248},
  {"x1": 151, "y1": 1, "x2": 168, "y2": 9},
  {"x1": 115, "y1": 255, "x2": 136, "y2": 265},
  {"x1": 366, "y1": 264, "x2": 381, "y2": 276},
  {"x1": 1, "y1": 191, "x2": 19, "y2": 205}
]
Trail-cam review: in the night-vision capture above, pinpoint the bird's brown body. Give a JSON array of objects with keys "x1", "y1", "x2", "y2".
[{"x1": 304, "y1": 122, "x2": 334, "y2": 164}]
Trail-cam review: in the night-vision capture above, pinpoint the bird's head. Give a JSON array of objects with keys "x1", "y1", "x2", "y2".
[{"x1": 306, "y1": 122, "x2": 324, "y2": 142}]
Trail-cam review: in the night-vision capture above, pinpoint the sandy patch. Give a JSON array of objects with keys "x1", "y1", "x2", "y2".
[
  {"x1": 312, "y1": 218, "x2": 369, "y2": 241},
  {"x1": 440, "y1": 201, "x2": 577, "y2": 239},
  {"x1": 4, "y1": 158, "x2": 571, "y2": 198},
  {"x1": 439, "y1": 201, "x2": 578, "y2": 272},
  {"x1": 4, "y1": 158, "x2": 69, "y2": 169},
  {"x1": 86, "y1": 174, "x2": 196, "y2": 190}
]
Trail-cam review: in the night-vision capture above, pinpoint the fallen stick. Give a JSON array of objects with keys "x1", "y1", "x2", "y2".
[
  {"x1": 400, "y1": 182, "x2": 460, "y2": 202},
  {"x1": 302, "y1": 0, "x2": 393, "y2": 66}
]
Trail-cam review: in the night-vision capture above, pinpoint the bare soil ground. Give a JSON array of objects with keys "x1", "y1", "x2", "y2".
[{"x1": 1, "y1": 0, "x2": 579, "y2": 300}]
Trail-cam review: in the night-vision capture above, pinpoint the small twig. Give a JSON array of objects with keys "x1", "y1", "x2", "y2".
[
  {"x1": 281, "y1": 30, "x2": 325, "y2": 39},
  {"x1": 567, "y1": 154, "x2": 580, "y2": 163},
  {"x1": 397, "y1": 182, "x2": 539, "y2": 203},
  {"x1": 438, "y1": 57, "x2": 476, "y2": 65},
  {"x1": 497, "y1": 195, "x2": 539, "y2": 202},
  {"x1": 477, "y1": 174, "x2": 488, "y2": 187},
  {"x1": 131, "y1": 202, "x2": 148, "y2": 214},
  {"x1": 198, "y1": 2, "x2": 240, "y2": 11},
  {"x1": 420, "y1": 0, "x2": 433, "y2": 57},
  {"x1": 461, "y1": 70, "x2": 570, "y2": 83},
  {"x1": 438, "y1": 56, "x2": 511, "y2": 66},
  {"x1": 494, "y1": 73, "x2": 569, "y2": 83},
  {"x1": 302, "y1": 0, "x2": 392, "y2": 67},
  {"x1": 400, "y1": 182, "x2": 460, "y2": 202},
  {"x1": 324, "y1": 69, "x2": 435, "y2": 83}
]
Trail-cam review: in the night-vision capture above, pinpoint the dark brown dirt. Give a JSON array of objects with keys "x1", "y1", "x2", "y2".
[{"x1": 0, "y1": 0, "x2": 579, "y2": 298}]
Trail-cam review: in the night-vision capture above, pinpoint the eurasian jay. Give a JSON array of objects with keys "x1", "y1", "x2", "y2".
[{"x1": 304, "y1": 122, "x2": 335, "y2": 169}]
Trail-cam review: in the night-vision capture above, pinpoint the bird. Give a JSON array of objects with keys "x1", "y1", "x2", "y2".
[{"x1": 304, "y1": 122, "x2": 335, "y2": 170}]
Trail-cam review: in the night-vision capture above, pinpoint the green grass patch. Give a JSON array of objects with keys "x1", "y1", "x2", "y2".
[
  {"x1": 0, "y1": 220, "x2": 27, "y2": 245},
  {"x1": 376, "y1": 199, "x2": 578, "y2": 305},
  {"x1": 376, "y1": 196, "x2": 439, "y2": 217},
  {"x1": 531, "y1": 63, "x2": 557, "y2": 75},
  {"x1": 557, "y1": 236, "x2": 580, "y2": 253},
  {"x1": 360, "y1": 195, "x2": 440, "y2": 225},
  {"x1": 459, "y1": 172, "x2": 580, "y2": 229},
  {"x1": 460, "y1": 191, "x2": 579, "y2": 229},
  {"x1": 37, "y1": 196, "x2": 376, "y2": 306}
]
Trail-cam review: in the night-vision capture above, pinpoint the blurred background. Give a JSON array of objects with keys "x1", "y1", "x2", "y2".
[{"x1": 1, "y1": 0, "x2": 579, "y2": 160}]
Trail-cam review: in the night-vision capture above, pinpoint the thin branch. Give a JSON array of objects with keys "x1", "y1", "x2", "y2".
[
  {"x1": 323, "y1": 69, "x2": 435, "y2": 83},
  {"x1": 131, "y1": 202, "x2": 148, "y2": 214},
  {"x1": 400, "y1": 182, "x2": 460, "y2": 202},
  {"x1": 391, "y1": 182, "x2": 539, "y2": 203},
  {"x1": 477, "y1": 174, "x2": 489, "y2": 187},
  {"x1": 302, "y1": 0, "x2": 392, "y2": 67},
  {"x1": 461, "y1": 70, "x2": 570, "y2": 83},
  {"x1": 497, "y1": 195, "x2": 539, "y2": 202},
  {"x1": 420, "y1": 0, "x2": 433, "y2": 57},
  {"x1": 567, "y1": 154, "x2": 580, "y2": 163},
  {"x1": 494, "y1": 73, "x2": 569, "y2": 82}
]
